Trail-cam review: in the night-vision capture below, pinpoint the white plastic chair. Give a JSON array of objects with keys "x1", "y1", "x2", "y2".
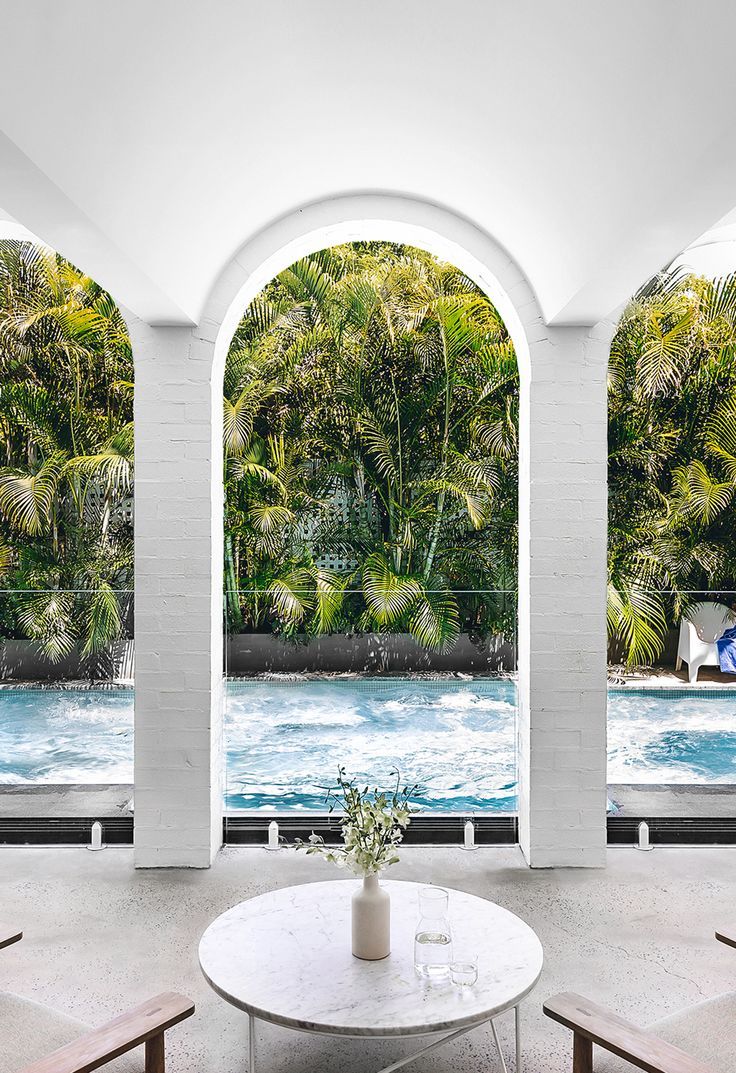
[{"x1": 676, "y1": 601, "x2": 736, "y2": 683}]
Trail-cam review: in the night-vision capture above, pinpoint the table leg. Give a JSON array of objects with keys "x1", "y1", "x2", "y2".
[
  {"x1": 515, "y1": 1004, "x2": 522, "y2": 1073},
  {"x1": 375, "y1": 1020, "x2": 489, "y2": 1073},
  {"x1": 249, "y1": 1013, "x2": 256, "y2": 1073},
  {"x1": 490, "y1": 1019, "x2": 509, "y2": 1073}
]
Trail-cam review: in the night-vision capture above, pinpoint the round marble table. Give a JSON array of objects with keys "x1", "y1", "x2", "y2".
[{"x1": 199, "y1": 879, "x2": 543, "y2": 1073}]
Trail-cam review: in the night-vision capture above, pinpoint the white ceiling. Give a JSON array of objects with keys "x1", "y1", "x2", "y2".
[{"x1": 1, "y1": 1, "x2": 735, "y2": 326}]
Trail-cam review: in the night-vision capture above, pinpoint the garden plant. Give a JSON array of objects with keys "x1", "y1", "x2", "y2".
[{"x1": 1, "y1": 238, "x2": 735, "y2": 665}]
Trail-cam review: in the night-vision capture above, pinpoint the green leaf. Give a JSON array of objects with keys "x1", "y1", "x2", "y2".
[
  {"x1": 671, "y1": 460, "x2": 734, "y2": 524},
  {"x1": 362, "y1": 553, "x2": 421, "y2": 626},
  {"x1": 268, "y1": 570, "x2": 314, "y2": 624},
  {"x1": 0, "y1": 455, "x2": 63, "y2": 535},
  {"x1": 81, "y1": 582, "x2": 123, "y2": 657},
  {"x1": 16, "y1": 590, "x2": 77, "y2": 663},
  {"x1": 706, "y1": 398, "x2": 736, "y2": 481},
  {"x1": 607, "y1": 583, "x2": 668, "y2": 667},
  {"x1": 409, "y1": 586, "x2": 460, "y2": 652}
]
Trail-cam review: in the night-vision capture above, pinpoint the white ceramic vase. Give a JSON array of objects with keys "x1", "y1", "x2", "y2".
[{"x1": 351, "y1": 873, "x2": 390, "y2": 960}]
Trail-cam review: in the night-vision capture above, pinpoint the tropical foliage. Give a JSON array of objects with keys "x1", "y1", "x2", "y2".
[
  {"x1": 226, "y1": 246, "x2": 736, "y2": 663},
  {"x1": 608, "y1": 270, "x2": 736, "y2": 664},
  {"x1": 0, "y1": 241, "x2": 133, "y2": 660},
  {"x1": 223, "y1": 242, "x2": 519, "y2": 651},
  {"x1": 3, "y1": 236, "x2": 736, "y2": 668}
]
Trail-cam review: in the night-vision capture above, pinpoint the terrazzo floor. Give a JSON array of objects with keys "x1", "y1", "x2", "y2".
[{"x1": 1, "y1": 846, "x2": 734, "y2": 1072}]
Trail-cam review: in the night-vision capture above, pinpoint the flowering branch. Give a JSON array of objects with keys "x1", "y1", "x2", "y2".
[{"x1": 295, "y1": 767, "x2": 420, "y2": 877}]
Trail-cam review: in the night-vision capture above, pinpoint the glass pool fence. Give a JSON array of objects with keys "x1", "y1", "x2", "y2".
[
  {"x1": 223, "y1": 588, "x2": 519, "y2": 813},
  {"x1": 1, "y1": 587, "x2": 735, "y2": 812}
]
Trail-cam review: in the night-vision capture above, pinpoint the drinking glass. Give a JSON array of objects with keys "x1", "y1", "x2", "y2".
[
  {"x1": 414, "y1": 886, "x2": 453, "y2": 978},
  {"x1": 450, "y1": 955, "x2": 478, "y2": 987}
]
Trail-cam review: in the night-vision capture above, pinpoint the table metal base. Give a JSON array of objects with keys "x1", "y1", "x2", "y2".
[{"x1": 246, "y1": 1002, "x2": 522, "y2": 1073}]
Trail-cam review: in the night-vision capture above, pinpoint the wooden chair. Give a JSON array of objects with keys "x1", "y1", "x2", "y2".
[
  {"x1": 543, "y1": 927, "x2": 735, "y2": 1072},
  {"x1": 0, "y1": 925, "x2": 194, "y2": 1073}
]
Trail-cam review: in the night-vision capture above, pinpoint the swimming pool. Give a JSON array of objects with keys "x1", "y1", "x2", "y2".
[
  {"x1": 0, "y1": 680, "x2": 734, "y2": 810},
  {"x1": 225, "y1": 679, "x2": 517, "y2": 812}
]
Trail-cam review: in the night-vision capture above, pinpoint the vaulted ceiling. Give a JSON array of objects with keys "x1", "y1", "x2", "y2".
[{"x1": 1, "y1": 1, "x2": 735, "y2": 325}]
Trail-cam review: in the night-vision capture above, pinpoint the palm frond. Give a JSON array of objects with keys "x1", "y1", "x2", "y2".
[
  {"x1": 362, "y1": 552, "x2": 421, "y2": 626},
  {"x1": 0, "y1": 456, "x2": 63, "y2": 535},
  {"x1": 409, "y1": 585, "x2": 460, "y2": 652},
  {"x1": 16, "y1": 590, "x2": 77, "y2": 663},
  {"x1": 67, "y1": 424, "x2": 134, "y2": 492},
  {"x1": 671, "y1": 460, "x2": 734, "y2": 524},
  {"x1": 81, "y1": 582, "x2": 122, "y2": 656},
  {"x1": 607, "y1": 583, "x2": 668, "y2": 667},
  {"x1": 706, "y1": 398, "x2": 736, "y2": 480}
]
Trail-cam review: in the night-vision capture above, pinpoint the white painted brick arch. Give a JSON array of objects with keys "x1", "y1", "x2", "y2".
[{"x1": 129, "y1": 194, "x2": 612, "y2": 867}]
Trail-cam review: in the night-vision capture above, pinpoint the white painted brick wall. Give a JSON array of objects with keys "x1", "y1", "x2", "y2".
[
  {"x1": 129, "y1": 315, "x2": 612, "y2": 870},
  {"x1": 518, "y1": 324, "x2": 612, "y2": 867},
  {"x1": 132, "y1": 322, "x2": 223, "y2": 868},
  {"x1": 124, "y1": 199, "x2": 616, "y2": 870}
]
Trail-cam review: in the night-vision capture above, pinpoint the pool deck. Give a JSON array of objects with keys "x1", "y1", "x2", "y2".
[
  {"x1": 609, "y1": 783, "x2": 736, "y2": 817},
  {"x1": 0, "y1": 782, "x2": 734, "y2": 820},
  {"x1": 0, "y1": 783, "x2": 133, "y2": 817},
  {"x1": 609, "y1": 665, "x2": 736, "y2": 687}
]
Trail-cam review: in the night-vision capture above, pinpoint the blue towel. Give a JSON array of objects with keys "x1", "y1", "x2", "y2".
[{"x1": 717, "y1": 626, "x2": 736, "y2": 674}]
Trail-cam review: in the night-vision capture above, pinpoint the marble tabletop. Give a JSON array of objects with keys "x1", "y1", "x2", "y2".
[{"x1": 199, "y1": 879, "x2": 543, "y2": 1037}]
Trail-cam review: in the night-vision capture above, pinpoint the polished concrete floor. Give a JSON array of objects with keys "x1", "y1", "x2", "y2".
[{"x1": 1, "y1": 846, "x2": 734, "y2": 1072}]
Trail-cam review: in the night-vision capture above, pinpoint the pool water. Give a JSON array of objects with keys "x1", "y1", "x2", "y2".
[
  {"x1": 225, "y1": 679, "x2": 517, "y2": 812},
  {"x1": 606, "y1": 689, "x2": 736, "y2": 783},
  {"x1": 0, "y1": 681, "x2": 734, "y2": 811},
  {"x1": 0, "y1": 688, "x2": 134, "y2": 785}
]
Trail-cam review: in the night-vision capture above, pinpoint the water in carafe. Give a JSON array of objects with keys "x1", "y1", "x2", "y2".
[{"x1": 414, "y1": 886, "x2": 452, "y2": 978}]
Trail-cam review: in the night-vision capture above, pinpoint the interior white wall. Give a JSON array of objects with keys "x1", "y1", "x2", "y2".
[{"x1": 126, "y1": 194, "x2": 610, "y2": 868}]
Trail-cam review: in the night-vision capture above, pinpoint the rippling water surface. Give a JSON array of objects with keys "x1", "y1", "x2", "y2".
[
  {"x1": 0, "y1": 688, "x2": 134, "y2": 784},
  {"x1": 607, "y1": 689, "x2": 736, "y2": 784},
  {"x1": 225, "y1": 679, "x2": 518, "y2": 812},
  {"x1": 0, "y1": 681, "x2": 735, "y2": 810}
]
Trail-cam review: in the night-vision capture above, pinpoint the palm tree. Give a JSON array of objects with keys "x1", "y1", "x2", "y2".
[
  {"x1": 0, "y1": 240, "x2": 133, "y2": 660},
  {"x1": 226, "y1": 247, "x2": 736, "y2": 665},
  {"x1": 223, "y1": 242, "x2": 519, "y2": 651},
  {"x1": 607, "y1": 270, "x2": 736, "y2": 664}
]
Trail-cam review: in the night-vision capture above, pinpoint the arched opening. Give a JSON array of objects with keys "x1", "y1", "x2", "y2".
[
  {"x1": 606, "y1": 267, "x2": 736, "y2": 814},
  {"x1": 221, "y1": 239, "x2": 521, "y2": 818},
  {"x1": 131, "y1": 195, "x2": 608, "y2": 868},
  {"x1": 0, "y1": 237, "x2": 134, "y2": 805}
]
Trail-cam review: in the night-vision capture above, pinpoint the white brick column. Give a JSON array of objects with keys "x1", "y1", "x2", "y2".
[
  {"x1": 121, "y1": 196, "x2": 615, "y2": 869},
  {"x1": 131, "y1": 322, "x2": 223, "y2": 868},
  {"x1": 517, "y1": 323, "x2": 612, "y2": 867}
]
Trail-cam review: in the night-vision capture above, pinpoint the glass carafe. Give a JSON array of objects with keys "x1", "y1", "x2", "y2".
[{"x1": 414, "y1": 886, "x2": 452, "y2": 978}]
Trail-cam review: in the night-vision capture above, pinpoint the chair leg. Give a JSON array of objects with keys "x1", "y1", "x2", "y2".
[
  {"x1": 145, "y1": 1032, "x2": 165, "y2": 1073},
  {"x1": 572, "y1": 1033, "x2": 592, "y2": 1073},
  {"x1": 675, "y1": 656, "x2": 682, "y2": 671},
  {"x1": 689, "y1": 659, "x2": 700, "y2": 684}
]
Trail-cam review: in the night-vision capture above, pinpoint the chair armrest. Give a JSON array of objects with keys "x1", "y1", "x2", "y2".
[
  {"x1": 543, "y1": 992, "x2": 714, "y2": 1073},
  {"x1": 17, "y1": 991, "x2": 194, "y2": 1073},
  {"x1": 0, "y1": 925, "x2": 23, "y2": 950},
  {"x1": 715, "y1": 927, "x2": 736, "y2": 950}
]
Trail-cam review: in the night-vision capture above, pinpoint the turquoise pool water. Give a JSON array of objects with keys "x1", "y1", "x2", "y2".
[
  {"x1": 225, "y1": 679, "x2": 517, "y2": 812},
  {"x1": 0, "y1": 680, "x2": 735, "y2": 811}
]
